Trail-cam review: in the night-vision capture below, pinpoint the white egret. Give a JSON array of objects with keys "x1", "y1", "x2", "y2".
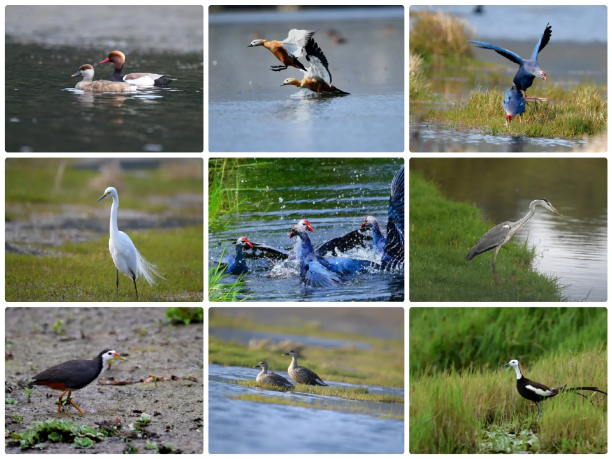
[{"x1": 97, "y1": 187, "x2": 164, "y2": 298}]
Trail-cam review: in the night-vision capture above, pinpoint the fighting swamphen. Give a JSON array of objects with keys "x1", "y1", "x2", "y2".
[
  {"x1": 381, "y1": 165, "x2": 404, "y2": 270},
  {"x1": 502, "y1": 86, "x2": 526, "y2": 128},
  {"x1": 361, "y1": 216, "x2": 387, "y2": 254},
  {"x1": 469, "y1": 23, "x2": 552, "y2": 99},
  {"x1": 214, "y1": 237, "x2": 254, "y2": 275}
]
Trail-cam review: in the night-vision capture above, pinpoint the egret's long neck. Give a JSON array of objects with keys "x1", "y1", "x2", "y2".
[
  {"x1": 512, "y1": 365, "x2": 522, "y2": 380},
  {"x1": 110, "y1": 196, "x2": 119, "y2": 236},
  {"x1": 514, "y1": 202, "x2": 538, "y2": 232}
]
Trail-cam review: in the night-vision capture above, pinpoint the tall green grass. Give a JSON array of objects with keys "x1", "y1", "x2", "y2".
[
  {"x1": 409, "y1": 172, "x2": 565, "y2": 301},
  {"x1": 410, "y1": 348, "x2": 607, "y2": 453},
  {"x1": 410, "y1": 308, "x2": 607, "y2": 375}
]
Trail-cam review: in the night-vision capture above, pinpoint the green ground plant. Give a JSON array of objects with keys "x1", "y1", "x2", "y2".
[
  {"x1": 423, "y1": 84, "x2": 607, "y2": 138},
  {"x1": 6, "y1": 225, "x2": 203, "y2": 301},
  {"x1": 410, "y1": 348, "x2": 607, "y2": 453},
  {"x1": 409, "y1": 172, "x2": 565, "y2": 301}
]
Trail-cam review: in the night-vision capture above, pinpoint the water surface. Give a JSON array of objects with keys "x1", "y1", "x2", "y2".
[
  {"x1": 208, "y1": 364, "x2": 404, "y2": 454},
  {"x1": 209, "y1": 158, "x2": 404, "y2": 302},
  {"x1": 208, "y1": 7, "x2": 404, "y2": 152}
]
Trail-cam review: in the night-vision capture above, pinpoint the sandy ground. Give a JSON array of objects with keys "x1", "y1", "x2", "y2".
[{"x1": 5, "y1": 307, "x2": 203, "y2": 454}]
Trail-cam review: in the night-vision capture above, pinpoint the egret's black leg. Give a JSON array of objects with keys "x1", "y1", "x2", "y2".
[
  {"x1": 116, "y1": 269, "x2": 119, "y2": 296},
  {"x1": 131, "y1": 271, "x2": 138, "y2": 299}
]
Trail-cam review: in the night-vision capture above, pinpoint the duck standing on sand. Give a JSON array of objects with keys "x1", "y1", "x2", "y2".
[{"x1": 71, "y1": 65, "x2": 137, "y2": 93}]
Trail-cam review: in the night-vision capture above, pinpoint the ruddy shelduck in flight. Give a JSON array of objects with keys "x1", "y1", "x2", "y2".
[
  {"x1": 248, "y1": 29, "x2": 315, "y2": 72},
  {"x1": 281, "y1": 39, "x2": 349, "y2": 95}
]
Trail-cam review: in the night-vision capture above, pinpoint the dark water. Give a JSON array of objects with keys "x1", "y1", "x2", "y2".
[
  {"x1": 409, "y1": 5, "x2": 607, "y2": 152},
  {"x1": 209, "y1": 158, "x2": 404, "y2": 302},
  {"x1": 5, "y1": 5, "x2": 203, "y2": 152},
  {"x1": 208, "y1": 7, "x2": 404, "y2": 152},
  {"x1": 410, "y1": 158, "x2": 607, "y2": 301},
  {"x1": 208, "y1": 364, "x2": 404, "y2": 454}
]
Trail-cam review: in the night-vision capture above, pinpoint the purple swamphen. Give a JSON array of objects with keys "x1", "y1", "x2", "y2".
[
  {"x1": 289, "y1": 220, "x2": 342, "y2": 288},
  {"x1": 215, "y1": 237, "x2": 254, "y2": 275},
  {"x1": 361, "y1": 216, "x2": 387, "y2": 254},
  {"x1": 381, "y1": 165, "x2": 404, "y2": 270},
  {"x1": 469, "y1": 23, "x2": 551, "y2": 99},
  {"x1": 502, "y1": 86, "x2": 526, "y2": 128}
]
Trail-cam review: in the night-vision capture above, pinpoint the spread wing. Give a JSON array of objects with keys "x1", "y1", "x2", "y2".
[
  {"x1": 304, "y1": 38, "x2": 332, "y2": 84},
  {"x1": 530, "y1": 23, "x2": 552, "y2": 61}
]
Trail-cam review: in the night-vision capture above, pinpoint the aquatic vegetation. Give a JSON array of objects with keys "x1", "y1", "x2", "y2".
[
  {"x1": 423, "y1": 84, "x2": 606, "y2": 138},
  {"x1": 409, "y1": 53, "x2": 430, "y2": 100}
]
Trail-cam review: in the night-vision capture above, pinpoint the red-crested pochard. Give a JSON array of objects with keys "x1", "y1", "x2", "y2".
[
  {"x1": 71, "y1": 65, "x2": 137, "y2": 93},
  {"x1": 99, "y1": 51, "x2": 172, "y2": 87}
]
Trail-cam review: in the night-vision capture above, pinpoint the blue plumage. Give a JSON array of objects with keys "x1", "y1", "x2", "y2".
[
  {"x1": 361, "y1": 215, "x2": 387, "y2": 254},
  {"x1": 502, "y1": 86, "x2": 526, "y2": 128},
  {"x1": 469, "y1": 23, "x2": 551, "y2": 97},
  {"x1": 218, "y1": 237, "x2": 253, "y2": 275},
  {"x1": 381, "y1": 165, "x2": 404, "y2": 270}
]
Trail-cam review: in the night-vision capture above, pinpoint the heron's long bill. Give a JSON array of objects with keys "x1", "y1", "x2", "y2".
[{"x1": 551, "y1": 207, "x2": 563, "y2": 217}]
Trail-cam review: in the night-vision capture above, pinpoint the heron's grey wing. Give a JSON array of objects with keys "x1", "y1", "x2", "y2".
[{"x1": 466, "y1": 221, "x2": 512, "y2": 260}]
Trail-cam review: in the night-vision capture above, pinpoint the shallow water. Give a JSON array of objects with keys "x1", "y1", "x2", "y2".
[
  {"x1": 210, "y1": 327, "x2": 373, "y2": 349},
  {"x1": 5, "y1": 6, "x2": 203, "y2": 152},
  {"x1": 209, "y1": 158, "x2": 404, "y2": 302},
  {"x1": 208, "y1": 7, "x2": 404, "y2": 152},
  {"x1": 410, "y1": 158, "x2": 607, "y2": 301},
  {"x1": 208, "y1": 364, "x2": 404, "y2": 454}
]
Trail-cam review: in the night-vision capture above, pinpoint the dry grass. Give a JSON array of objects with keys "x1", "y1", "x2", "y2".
[
  {"x1": 409, "y1": 10, "x2": 475, "y2": 63},
  {"x1": 409, "y1": 52, "x2": 430, "y2": 100}
]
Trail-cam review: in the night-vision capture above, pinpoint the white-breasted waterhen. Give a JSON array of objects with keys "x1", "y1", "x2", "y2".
[
  {"x1": 504, "y1": 359, "x2": 607, "y2": 420},
  {"x1": 32, "y1": 349, "x2": 126, "y2": 414}
]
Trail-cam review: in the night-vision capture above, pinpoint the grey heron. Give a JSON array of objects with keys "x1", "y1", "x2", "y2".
[{"x1": 466, "y1": 199, "x2": 562, "y2": 274}]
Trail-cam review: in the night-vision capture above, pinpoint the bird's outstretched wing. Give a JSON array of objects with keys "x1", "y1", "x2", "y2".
[
  {"x1": 315, "y1": 229, "x2": 368, "y2": 256},
  {"x1": 468, "y1": 40, "x2": 524, "y2": 65},
  {"x1": 530, "y1": 23, "x2": 552, "y2": 61},
  {"x1": 381, "y1": 165, "x2": 405, "y2": 270},
  {"x1": 304, "y1": 38, "x2": 332, "y2": 84},
  {"x1": 283, "y1": 29, "x2": 316, "y2": 58}
]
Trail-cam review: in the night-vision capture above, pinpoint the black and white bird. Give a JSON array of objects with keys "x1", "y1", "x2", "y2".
[{"x1": 504, "y1": 359, "x2": 607, "y2": 420}]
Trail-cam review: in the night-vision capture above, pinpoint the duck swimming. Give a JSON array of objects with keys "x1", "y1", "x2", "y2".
[
  {"x1": 281, "y1": 38, "x2": 349, "y2": 95},
  {"x1": 71, "y1": 65, "x2": 137, "y2": 93},
  {"x1": 248, "y1": 29, "x2": 315, "y2": 72},
  {"x1": 99, "y1": 51, "x2": 172, "y2": 87}
]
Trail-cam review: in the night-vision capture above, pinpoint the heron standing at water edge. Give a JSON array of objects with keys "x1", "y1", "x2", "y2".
[{"x1": 466, "y1": 199, "x2": 562, "y2": 275}]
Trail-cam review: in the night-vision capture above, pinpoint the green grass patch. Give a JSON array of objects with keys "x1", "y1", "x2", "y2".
[
  {"x1": 6, "y1": 225, "x2": 203, "y2": 302},
  {"x1": 5, "y1": 159, "x2": 203, "y2": 212},
  {"x1": 232, "y1": 379, "x2": 403, "y2": 403},
  {"x1": 208, "y1": 246, "x2": 249, "y2": 302},
  {"x1": 422, "y1": 84, "x2": 607, "y2": 138},
  {"x1": 209, "y1": 337, "x2": 403, "y2": 388},
  {"x1": 410, "y1": 308, "x2": 607, "y2": 376},
  {"x1": 409, "y1": 172, "x2": 564, "y2": 301},
  {"x1": 230, "y1": 394, "x2": 404, "y2": 420},
  {"x1": 410, "y1": 348, "x2": 607, "y2": 453}
]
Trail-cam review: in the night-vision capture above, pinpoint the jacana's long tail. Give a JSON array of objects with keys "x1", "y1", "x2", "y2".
[{"x1": 564, "y1": 387, "x2": 607, "y2": 396}]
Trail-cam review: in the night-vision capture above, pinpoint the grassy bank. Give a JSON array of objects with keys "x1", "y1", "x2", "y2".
[
  {"x1": 6, "y1": 225, "x2": 203, "y2": 301},
  {"x1": 422, "y1": 84, "x2": 607, "y2": 138},
  {"x1": 410, "y1": 308, "x2": 606, "y2": 375},
  {"x1": 232, "y1": 379, "x2": 403, "y2": 403},
  {"x1": 209, "y1": 335, "x2": 403, "y2": 388},
  {"x1": 410, "y1": 349, "x2": 607, "y2": 453},
  {"x1": 231, "y1": 394, "x2": 404, "y2": 420},
  {"x1": 409, "y1": 172, "x2": 564, "y2": 301}
]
